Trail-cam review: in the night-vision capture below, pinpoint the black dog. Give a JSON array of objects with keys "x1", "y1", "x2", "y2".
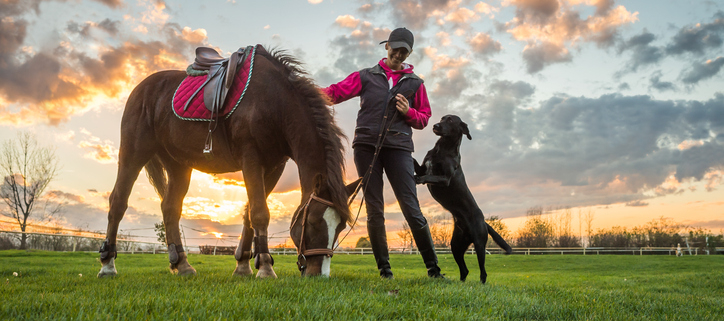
[{"x1": 414, "y1": 115, "x2": 512, "y2": 283}]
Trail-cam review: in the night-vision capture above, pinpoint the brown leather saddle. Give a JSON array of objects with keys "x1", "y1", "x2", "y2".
[{"x1": 184, "y1": 45, "x2": 254, "y2": 115}]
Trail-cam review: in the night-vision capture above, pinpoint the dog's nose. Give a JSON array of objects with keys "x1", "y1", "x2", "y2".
[{"x1": 433, "y1": 123, "x2": 441, "y2": 130}]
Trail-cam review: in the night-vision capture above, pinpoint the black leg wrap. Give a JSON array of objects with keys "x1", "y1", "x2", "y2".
[
  {"x1": 99, "y1": 240, "x2": 117, "y2": 260},
  {"x1": 253, "y1": 236, "x2": 273, "y2": 269},
  {"x1": 168, "y1": 243, "x2": 183, "y2": 265},
  {"x1": 234, "y1": 246, "x2": 252, "y2": 261}
]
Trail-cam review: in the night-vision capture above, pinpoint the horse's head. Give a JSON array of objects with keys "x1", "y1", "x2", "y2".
[{"x1": 290, "y1": 177, "x2": 362, "y2": 277}]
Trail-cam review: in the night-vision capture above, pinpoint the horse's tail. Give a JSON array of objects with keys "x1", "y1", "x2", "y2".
[
  {"x1": 486, "y1": 222, "x2": 513, "y2": 254},
  {"x1": 144, "y1": 155, "x2": 167, "y2": 200}
]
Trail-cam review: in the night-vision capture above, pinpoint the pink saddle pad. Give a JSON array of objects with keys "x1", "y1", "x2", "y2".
[{"x1": 172, "y1": 45, "x2": 256, "y2": 121}]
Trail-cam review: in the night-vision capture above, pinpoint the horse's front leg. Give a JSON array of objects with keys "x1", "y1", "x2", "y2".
[
  {"x1": 234, "y1": 162, "x2": 285, "y2": 277},
  {"x1": 242, "y1": 162, "x2": 277, "y2": 278},
  {"x1": 162, "y1": 162, "x2": 196, "y2": 276}
]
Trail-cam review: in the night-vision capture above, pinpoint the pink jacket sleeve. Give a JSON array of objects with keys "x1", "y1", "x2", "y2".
[
  {"x1": 320, "y1": 72, "x2": 361, "y2": 104},
  {"x1": 403, "y1": 83, "x2": 432, "y2": 129}
]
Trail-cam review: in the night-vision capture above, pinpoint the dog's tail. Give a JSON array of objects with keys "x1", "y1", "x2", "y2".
[{"x1": 486, "y1": 222, "x2": 513, "y2": 254}]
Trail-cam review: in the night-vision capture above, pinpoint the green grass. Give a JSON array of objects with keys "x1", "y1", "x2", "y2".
[{"x1": 1, "y1": 251, "x2": 722, "y2": 320}]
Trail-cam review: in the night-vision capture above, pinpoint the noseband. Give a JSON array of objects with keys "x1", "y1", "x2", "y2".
[{"x1": 291, "y1": 192, "x2": 336, "y2": 271}]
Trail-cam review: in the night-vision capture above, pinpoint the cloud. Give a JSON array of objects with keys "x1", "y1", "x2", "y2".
[
  {"x1": 46, "y1": 190, "x2": 85, "y2": 203},
  {"x1": 446, "y1": 89, "x2": 724, "y2": 214},
  {"x1": 503, "y1": 0, "x2": 638, "y2": 73},
  {"x1": 326, "y1": 22, "x2": 390, "y2": 76},
  {"x1": 385, "y1": 0, "x2": 461, "y2": 30},
  {"x1": 335, "y1": 15, "x2": 360, "y2": 29},
  {"x1": 649, "y1": 71, "x2": 676, "y2": 92},
  {"x1": 617, "y1": 30, "x2": 664, "y2": 72},
  {"x1": 474, "y1": 2, "x2": 500, "y2": 17},
  {"x1": 665, "y1": 11, "x2": 724, "y2": 56},
  {"x1": 308, "y1": 0, "x2": 323, "y2": 4},
  {"x1": 467, "y1": 32, "x2": 502, "y2": 57},
  {"x1": 680, "y1": 57, "x2": 724, "y2": 85},
  {"x1": 625, "y1": 200, "x2": 648, "y2": 207},
  {"x1": 76, "y1": 128, "x2": 119, "y2": 164},
  {"x1": 521, "y1": 41, "x2": 572, "y2": 73},
  {"x1": 0, "y1": 5, "x2": 209, "y2": 125}
]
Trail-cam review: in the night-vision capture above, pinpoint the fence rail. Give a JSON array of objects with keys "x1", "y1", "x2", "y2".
[{"x1": 2, "y1": 230, "x2": 722, "y2": 255}]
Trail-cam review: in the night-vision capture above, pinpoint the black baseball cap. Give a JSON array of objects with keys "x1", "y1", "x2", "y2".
[{"x1": 380, "y1": 27, "x2": 414, "y2": 52}]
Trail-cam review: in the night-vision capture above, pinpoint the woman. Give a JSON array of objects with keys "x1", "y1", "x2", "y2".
[{"x1": 322, "y1": 27, "x2": 443, "y2": 279}]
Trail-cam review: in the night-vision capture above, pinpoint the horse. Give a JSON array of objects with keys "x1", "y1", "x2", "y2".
[{"x1": 97, "y1": 45, "x2": 360, "y2": 278}]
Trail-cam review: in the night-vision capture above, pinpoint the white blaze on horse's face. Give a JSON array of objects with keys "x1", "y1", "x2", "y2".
[{"x1": 321, "y1": 207, "x2": 341, "y2": 277}]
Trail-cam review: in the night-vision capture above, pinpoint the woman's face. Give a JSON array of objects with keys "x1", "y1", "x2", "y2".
[{"x1": 385, "y1": 44, "x2": 411, "y2": 70}]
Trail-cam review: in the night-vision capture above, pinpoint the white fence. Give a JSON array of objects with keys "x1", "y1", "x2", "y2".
[{"x1": 2, "y1": 231, "x2": 722, "y2": 255}]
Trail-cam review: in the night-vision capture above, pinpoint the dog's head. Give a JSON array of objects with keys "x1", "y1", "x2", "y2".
[{"x1": 432, "y1": 115, "x2": 471, "y2": 140}]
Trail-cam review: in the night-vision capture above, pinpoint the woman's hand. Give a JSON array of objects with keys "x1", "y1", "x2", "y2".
[{"x1": 395, "y1": 94, "x2": 410, "y2": 115}]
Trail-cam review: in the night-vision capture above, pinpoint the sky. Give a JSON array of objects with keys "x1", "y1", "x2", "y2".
[{"x1": 1, "y1": 0, "x2": 723, "y2": 248}]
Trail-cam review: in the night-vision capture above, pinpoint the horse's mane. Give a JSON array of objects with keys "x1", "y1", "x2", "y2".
[{"x1": 258, "y1": 46, "x2": 351, "y2": 223}]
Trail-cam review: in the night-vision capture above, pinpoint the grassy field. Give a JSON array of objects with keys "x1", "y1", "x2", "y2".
[{"x1": 1, "y1": 250, "x2": 722, "y2": 320}]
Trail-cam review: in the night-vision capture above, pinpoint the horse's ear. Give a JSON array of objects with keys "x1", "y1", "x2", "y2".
[
  {"x1": 345, "y1": 177, "x2": 363, "y2": 197},
  {"x1": 460, "y1": 121, "x2": 472, "y2": 140}
]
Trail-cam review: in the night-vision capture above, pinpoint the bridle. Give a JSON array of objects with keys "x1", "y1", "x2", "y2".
[
  {"x1": 291, "y1": 192, "x2": 336, "y2": 272},
  {"x1": 291, "y1": 89, "x2": 412, "y2": 272}
]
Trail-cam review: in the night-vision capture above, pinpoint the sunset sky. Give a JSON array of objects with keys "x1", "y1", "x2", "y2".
[{"x1": 1, "y1": 0, "x2": 723, "y2": 247}]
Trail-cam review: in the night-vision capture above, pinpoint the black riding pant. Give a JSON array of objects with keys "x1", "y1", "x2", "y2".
[{"x1": 354, "y1": 144, "x2": 428, "y2": 230}]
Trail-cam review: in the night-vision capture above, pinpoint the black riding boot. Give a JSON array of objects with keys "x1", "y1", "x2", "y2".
[
  {"x1": 411, "y1": 224, "x2": 444, "y2": 278},
  {"x1": 367, "y1": 223, "x2": 393, "y2": 279}
]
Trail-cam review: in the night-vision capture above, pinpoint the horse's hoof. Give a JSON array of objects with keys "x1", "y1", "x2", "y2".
[
  {"x1": 232, "y1": 260, "x2": 253, "y2": 277},
  {"x1": 256, "y1": 268, "x2": 278, "y2": 279},
  {"x1": 97, "y1": 258, "x2": 117, "y2": 278},
  {"x1": 177, "y1": 265, "x2": 197, "y2": 276},
  {"x1": 255, "y1": 253, "x2": 277, "y2": 279}
]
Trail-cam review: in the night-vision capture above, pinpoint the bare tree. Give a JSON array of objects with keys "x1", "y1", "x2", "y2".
[
  {"x1": 0, "y1": 132, "x2": 59, "y2": 249},
  {"x1": 396, "y1": 221, "x2": 413, "y2": 253},
  {"x1": 428, "y1": 213, "x2": 452, "y2": 248},
  {"x1": 584, "y1": 208, "x2": 595, "y2": 247}
]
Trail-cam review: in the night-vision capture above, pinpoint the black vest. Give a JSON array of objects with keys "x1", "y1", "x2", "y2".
[{"x1": 354, "y1": 64, "x2": 424, "y2": 152}]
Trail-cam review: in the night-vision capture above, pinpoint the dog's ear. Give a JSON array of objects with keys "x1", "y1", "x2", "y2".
[{"x1": 460, "y1": 121, "x2": 472, "y2": 140}]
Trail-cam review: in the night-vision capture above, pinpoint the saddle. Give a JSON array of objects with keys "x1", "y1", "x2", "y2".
[{"x1": 184, "y1": 46, "x2": 254, "y2": 115}]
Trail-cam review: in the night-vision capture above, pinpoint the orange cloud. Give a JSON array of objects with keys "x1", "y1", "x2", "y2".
[
  {"x1": 0, "y1": 4, "x2": 208, "y2": 126},
  {"x1": 503, "y1": 0, "x2": 638, "y2": 72},
  {"x1": 335, "y1": 15, "x2": 360, "y2": 29}
]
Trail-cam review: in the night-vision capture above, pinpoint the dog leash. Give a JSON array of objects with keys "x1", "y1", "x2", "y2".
[{"x1": 334, "y1": 92, "x2": 404, "y2": 250}]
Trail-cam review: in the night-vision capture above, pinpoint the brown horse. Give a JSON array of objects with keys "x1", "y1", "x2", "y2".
[{"x1": 97, "y1": 46, "x2": 360, "y2": 278}]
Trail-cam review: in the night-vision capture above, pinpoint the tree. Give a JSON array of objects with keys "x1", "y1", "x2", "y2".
[
  {"x1": 584, "y1": 208, "x2": 595, "y2": 247},
  {"x1": 552, "y1": 207, "x2": 580, "y2": 247},
  {"x1": 396, "y1": 221, "x2": 414, "y2": 252},
  {"x1": 486, "y1": 215, "x2": 512, "y2": 249},
  {"x1": 0, "y1": 132, "x2": 59, "y2": 249},
  {"x1": 515, "y1": 206, "x2": 554, "y2": 248},
  {"x1": 355, "y1": 236, "x2": 371, "y2": 248},
  {"x1": 154, "y1": 222, "x2": 166, "y2": 246},
  {"x1": 428, "y1": 214, "x2": 452, "y2": 248}
]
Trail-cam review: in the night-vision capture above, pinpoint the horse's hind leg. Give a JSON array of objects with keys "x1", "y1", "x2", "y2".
[
  {"x1": 98, "y1": 137, "x2": 155, "y2": 277},
  {"x1": 159, "y1": 160, "x2": 195, "y2": 276},
  {"x1": 234, "y1": 162, "x2": 286, "y2": 277}
]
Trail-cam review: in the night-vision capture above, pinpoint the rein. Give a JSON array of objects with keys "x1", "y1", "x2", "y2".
[
  {"x1": 292, "y1": 192, "x2": 335, "y2": 271},
  {"x1": 292, "y1": 90, "x2": 408, "y2": 271}
]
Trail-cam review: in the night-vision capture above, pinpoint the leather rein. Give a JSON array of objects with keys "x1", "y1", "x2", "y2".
[{"x1": 291, "y1": 192, "x2": 335, "y2": 271}]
